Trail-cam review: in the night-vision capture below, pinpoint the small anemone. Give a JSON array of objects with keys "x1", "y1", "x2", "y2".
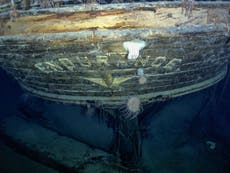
[
  {"x1": 120, "y1": 96, "x2": 142, "y2": 120},
  {"x1": 139, "y1": 76, "x2": 147, "y2": 85}
]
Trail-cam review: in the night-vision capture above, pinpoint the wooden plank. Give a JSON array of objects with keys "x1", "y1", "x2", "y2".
[
  {"x1": 0, "y1": 2, "x2": 229, "y2": 107},
  {"x1": 17, "y1": 67, "x2": 227, "y2": 106}
]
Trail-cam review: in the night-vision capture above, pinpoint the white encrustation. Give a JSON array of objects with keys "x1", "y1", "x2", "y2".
[{"x1": 123, "y1": 39, "x2": 147, "y2": 60}]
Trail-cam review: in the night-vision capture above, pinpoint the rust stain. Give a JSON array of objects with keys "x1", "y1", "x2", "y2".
[
  {"x1": 0, "y1": 8, "x2": 219, "y2": 36},
  {"x1": 31, "y1": 10, "x2": 126, "y2": 22}
]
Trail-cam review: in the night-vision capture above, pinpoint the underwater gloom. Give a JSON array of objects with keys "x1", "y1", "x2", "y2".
[{"x1": 0, "y1": 0, "x2": 230, "y2": 173}]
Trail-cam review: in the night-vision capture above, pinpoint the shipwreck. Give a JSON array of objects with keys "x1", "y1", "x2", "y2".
[
  {"x1": 0, "y1": 1, "x2": 229, "y2": 109},
  {"x1": 0, "y1": 1, "x2": 230, "y2": 172}
]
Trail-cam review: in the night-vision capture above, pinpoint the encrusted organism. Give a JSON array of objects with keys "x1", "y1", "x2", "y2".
[
  {"x1": 137, "y1": 68, "x2": 147, "y2": 85},
  {"x1": 182, "y1": 0, "x2": 195, "y2": 18},
  {"x1": 123, "y1": 39, "x2": 147, "y2": 60},
  {"x1": 121, "y1": 96, "x2": 142, "y2": 120}
]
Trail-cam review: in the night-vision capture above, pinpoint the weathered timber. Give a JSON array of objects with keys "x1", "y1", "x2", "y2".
[{"x1": 0, "y1": 2, "x2": 229, "y2": 108}]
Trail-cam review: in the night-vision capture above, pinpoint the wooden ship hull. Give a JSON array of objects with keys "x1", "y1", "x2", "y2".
[{"x1": 0, "y1": 1, "x2": 229, "y2": 108}]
